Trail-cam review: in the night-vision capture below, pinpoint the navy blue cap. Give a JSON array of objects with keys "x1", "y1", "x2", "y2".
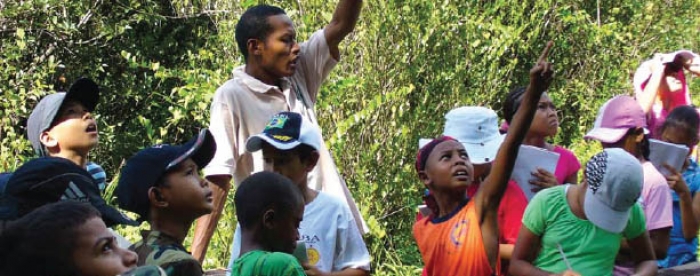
[
  {"x1": 116, "y1": 129, "x2": 216, "y2": 220},
  {"x1": 4, "y1": 157, "x2": 137, "y2": 226}
]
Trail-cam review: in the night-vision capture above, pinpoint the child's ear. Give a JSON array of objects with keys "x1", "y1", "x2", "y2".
[
  {"x1": 39, "y1": 131, "x2": 58, "y2": 148},
  {"x1": 147, "y1": 187, "x2": 168, "y2": 208},
  {"x1": 262, "y1": 209, "x2": 275, "y2": 229},
  {"x1": 304, "y1": 151, "x2": 320, "y2": 172},
  {"x1": 418, "y1": 171, "x2": 432, "y2": 187}
]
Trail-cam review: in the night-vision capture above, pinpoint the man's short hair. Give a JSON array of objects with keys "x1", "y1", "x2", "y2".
[
  {"x1": 0, "y1": 201, "x2": 101, "y2": 276},
  {"x1": 234, "y1": 171, "x2": 303, "y2": 230},
  {"x1": 235, "y1": 4, "x2": 287, "y2": 61}
]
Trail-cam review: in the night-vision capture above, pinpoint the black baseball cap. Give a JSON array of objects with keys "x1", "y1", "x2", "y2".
[
  {"x1": 4, "y1": 157, "x2": 137, "y2": 226},
  {"x1": 115, "y1": 129, "x2": 216, "y2": 220},
  {"x1": 27, "y1": 78, "x2": 100, "y2": 156}
]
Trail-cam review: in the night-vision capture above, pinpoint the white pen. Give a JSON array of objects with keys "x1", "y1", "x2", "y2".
[{"x1": 557, "y1": 242, "x2": 573, "y2": 271}]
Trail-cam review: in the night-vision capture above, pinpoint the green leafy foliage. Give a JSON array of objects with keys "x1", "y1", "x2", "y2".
[{"x1": 1, "y1": 0, "x2": 699, "y2": 274}]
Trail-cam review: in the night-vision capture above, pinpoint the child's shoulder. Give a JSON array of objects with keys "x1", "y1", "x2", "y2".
[
  {"x1": 236, "y1": 250, "x2": 305, "y2": 275},
  {"x1": 314, "y1": 191, "x2": 347, "y2": 207},
  {"x1": 308, "y1": 191, "x2": 351, "y2": 216},
  {"x1": 132, "y1": 231, "x2": 198, "y2": 267}
]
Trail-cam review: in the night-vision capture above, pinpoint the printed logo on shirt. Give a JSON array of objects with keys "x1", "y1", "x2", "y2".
[
  {"x1": 300, "y1": 234, "x2": 322, "y2": 265},
  {"x1": 266, "y1": 114, "x2": 289, "y2": 130},
  {"x1": 307, "y1": 247, "x2": 320, "y2": 266},
  {"x1": 450, "y1": 219, "x2": 469, "y2": 246}
]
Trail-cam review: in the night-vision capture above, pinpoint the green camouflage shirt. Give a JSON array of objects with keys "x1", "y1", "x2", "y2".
[{"x1": 130, "y1": 230, "x2": 203, "y2": 276}]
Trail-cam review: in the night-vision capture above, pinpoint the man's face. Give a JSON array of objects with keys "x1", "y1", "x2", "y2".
[{"x1": 256, "y1": 14, "x2": 301, "y2": 78}]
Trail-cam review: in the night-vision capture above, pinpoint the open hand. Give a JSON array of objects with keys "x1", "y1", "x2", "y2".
[
  {"x1": 663, "y1": 163, "x2": 691, "y2": 196},
  {"x1": 530, "y1": 167, "x2": 558, "y2": 192},
  {"x1": 529, "y1": 41, "x2": 555, "y2": 94}
]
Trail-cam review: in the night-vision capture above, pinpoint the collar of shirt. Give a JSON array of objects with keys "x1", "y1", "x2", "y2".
[{"x1": 233, "y1": 66, "x2": 292, "y2": 95}]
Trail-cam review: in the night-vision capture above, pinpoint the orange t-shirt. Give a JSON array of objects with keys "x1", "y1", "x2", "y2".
[{"x1": 413, "y1": 200, "x2": 500, "y2": 276}]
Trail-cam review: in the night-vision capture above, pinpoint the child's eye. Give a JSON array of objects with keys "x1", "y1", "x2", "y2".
[{"x1": 101, "y1": 239, "x2": 115, "y2": 253}]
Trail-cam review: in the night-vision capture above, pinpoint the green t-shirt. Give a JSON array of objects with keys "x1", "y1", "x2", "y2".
[
  {"x1": 231, "y1": 250, "x2": 305, "y2": 276},
  {"x1": 523, "y1": 185, "x2": 646, "y2": 276}
]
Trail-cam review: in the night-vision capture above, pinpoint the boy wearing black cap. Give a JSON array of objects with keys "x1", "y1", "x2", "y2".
[
  {"x1": 116, "y1": 129, "x2": 216, "y2": 276},
  {"x1": 227, "y1": 112, "x2": 370, "y2": 276}
]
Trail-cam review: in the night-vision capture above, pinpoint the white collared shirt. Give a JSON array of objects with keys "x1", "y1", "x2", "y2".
[{"x1": 204, "y1": 29, "x2": 366, "y2": 233}]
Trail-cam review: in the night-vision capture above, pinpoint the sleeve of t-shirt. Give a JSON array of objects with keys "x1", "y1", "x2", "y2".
[
  {"x1": 499, "y1": 181, "x2": 527, "y2": 244},
  {"x1": 203, "y1": 89, "x2": 238, "y2": 177},
  {"x1": 644, "y1": 183, "x2": 674, "y2": 231},
  {"x1": 333, "y1": 204, "x2": 371, "y2": 271},
  {"x1": 623, "y1": 203, "x2": 648, "y2": 239},
  {"x1": 522, "y1": 188, "x2": 549, "y2": 236},
  {"x1": 554, "y1": 147, "x2": 581, "y2": 184},
  {"x1": 296, "y1": 29, "x2": 338, "y2": 103},
  {"x1": 160, "y1": 259, "x2": 204, "y2": 276}
]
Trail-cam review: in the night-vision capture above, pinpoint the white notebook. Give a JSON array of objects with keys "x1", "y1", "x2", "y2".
[
  {"x1": 512, "y1": 145, "x2": 560, "y2": 200},
  {"x1": 648, "y1": 139, "x2": 689, "y2": 176}
]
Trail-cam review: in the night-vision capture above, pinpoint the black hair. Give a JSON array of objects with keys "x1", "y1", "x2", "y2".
[
  {"x1": 604, "y1": 128, "x2": 651, "y2": 160},
  {"x1": 235, "y1": 5, "x2": 287, "y2": 61},
  {"x1": 503, "y1": 86, "x2": 527, "y2": 124},
  {"x1": 235, "y1": 171, "x2": 304, "y2": 230},
  {"x1": 294, "y1": 144, "x2": 317, "y2": 163},
  {"x1": 660, "y1": 105, "x2": 700, "y2": 143},
  {"x1": 0, "y1": 201, "x2": 101, "y2": 276}
]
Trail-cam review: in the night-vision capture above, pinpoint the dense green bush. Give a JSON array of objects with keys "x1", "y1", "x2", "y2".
[{"x1": 2, "y1": 0, "x2": 699, "y2": 274}]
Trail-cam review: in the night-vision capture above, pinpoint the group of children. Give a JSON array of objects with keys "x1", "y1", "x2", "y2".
[
  {"x1": 0, "y1": 2, "x2": 371, "y2": 276},
  {"x1": 1, "y1": 1, "x2": 700, "y2": 276},
  {"x1": 413, "y1": 45, "x2": 700, "y2": 275},
  {"x1": 0, "y1": 75, "x2": 370, "y2": 276}
]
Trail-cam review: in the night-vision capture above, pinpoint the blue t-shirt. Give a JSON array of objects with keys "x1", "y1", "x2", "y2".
[{"x1": 659, "y1": 159, "x2": 700, "y2": 268}]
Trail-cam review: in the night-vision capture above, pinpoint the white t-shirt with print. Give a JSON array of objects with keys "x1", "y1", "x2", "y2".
[{"x1": 228, "y1": 192, "x2": 370, "y2": 274}]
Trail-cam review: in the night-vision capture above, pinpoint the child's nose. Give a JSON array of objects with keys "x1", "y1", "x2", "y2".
[{"x1": 121, "y1": 247, "x2": 138, "y2": 268}]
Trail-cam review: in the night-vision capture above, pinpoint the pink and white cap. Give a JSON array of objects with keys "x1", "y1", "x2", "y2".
[{"x1": 584, "y1": 95, "x2": 647, "y2": 143}]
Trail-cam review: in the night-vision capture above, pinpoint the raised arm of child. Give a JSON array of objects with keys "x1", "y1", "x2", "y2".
[
  {"x1": 636, "y1": 58, "x2": 667, "y2": 114},
  {"x1": 476, "y1": 41, "x2": 554, "y2": 269}
]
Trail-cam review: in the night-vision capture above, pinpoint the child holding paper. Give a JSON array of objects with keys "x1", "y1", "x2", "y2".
[
  {"x1": 413, "y1": 42, "x2": 553, "y2": 275},
  {"x1": 502, "y1": 86, "x2": 580, "y2": 190},
  {"x1": 583, "y1": 95, "x2": 672, "y2": 275},
  {"x1": 657, "y1": 105, "x2": 700, "y2": 268}
]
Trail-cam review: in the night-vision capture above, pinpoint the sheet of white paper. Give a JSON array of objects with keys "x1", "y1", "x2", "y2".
[
  {"x1": 648, "y1": 139, "x2": 689, "y2": 176},
  {"x1": 512, "y1": 145, "x2": 560, "y2": 201}
]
